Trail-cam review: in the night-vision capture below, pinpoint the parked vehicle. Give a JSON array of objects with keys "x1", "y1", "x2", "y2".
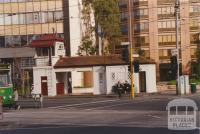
[{"x1": 0, "y1": 64, "x2": 14, "y2": 106}]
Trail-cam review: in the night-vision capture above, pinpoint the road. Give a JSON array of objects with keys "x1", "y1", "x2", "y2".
[{"x1": 0, "y1": 93, "x2": 200, "y2": 134}]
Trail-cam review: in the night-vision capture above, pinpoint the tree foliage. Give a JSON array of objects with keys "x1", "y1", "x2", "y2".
[
  {"x1": 78, "y1": 0, "x2": 121, "y2": 55},
  {"x1": 92, "y1": 0, "x2": 121, "y2": 54},
  {"x1": 78, "y1": 0, "x2": 96, "y2": 56},
  {"x1": 195, "y1": 49, "x2": 200, "y2": 78}
]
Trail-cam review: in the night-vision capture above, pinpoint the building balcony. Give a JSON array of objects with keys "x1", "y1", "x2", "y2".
[
  {"x1": 158, "y1": 28, "x2": 176, "y2": 32},
  {"x1": 35, "y1": 57, "x2": 51, "y2": 67},
  {"x1": 21, "y1": 57, "x2": 35, "y2": 69},
  {"x1": 159, "y1": 56, "x2": 171, "y2": 60},
  {"x1": 159, "y1": 42, "x2": 177, "y2": 46},
  {"x1": 190, "y1": 12, "x2": 200, "y2": 17},
  {"x1": 190, "y1": 26, "x2": 199, "y2": 31},
  {"x1": 133, "y1": 1, "x2": 148, "y2": 7},
  {"x1": 158, "y1": 14, "x2": 175, "y2": 19},
  {"x1": 119, "y1": 4, "x2": 127, "y2": 9},
  {"x1": 134, "y1": 15, "x2": 149, "y2": 20},
  {"x1": 157, "y1": 0, "x2": 175, "y2": 5}
]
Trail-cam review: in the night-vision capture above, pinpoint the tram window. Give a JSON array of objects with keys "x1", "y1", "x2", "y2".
[
  {"x1": 178, "y1": 106, "x2": 186, "y2": 115},
  {"x1": 170, "y1": 106, "x2": 176, "y2": 115},
  {"x1": 187, "y1": 106, "x2": 194, "y2": 115}
]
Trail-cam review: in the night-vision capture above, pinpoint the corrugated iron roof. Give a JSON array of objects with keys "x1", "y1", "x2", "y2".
[
  {"x1": 54, "y1": 55, "x2": 155, "y2": 68},
  {"x1": 31, "y1": 34, "x2": 64, "y2": 48}
]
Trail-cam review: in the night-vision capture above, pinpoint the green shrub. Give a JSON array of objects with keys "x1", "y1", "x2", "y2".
[{"x1": 167, "y1": 80, "x2": 176, "y2": 85}]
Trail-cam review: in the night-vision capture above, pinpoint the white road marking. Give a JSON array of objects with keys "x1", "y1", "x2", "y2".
[
  {"x1": 83, "y1": 100, "x2": 146, "y2": 111},
  {"x1": 146, "y1": 114, "x2": 161, "y2": 119},
  {"x1": 48, "y1": 98, "x2": 161, "y2": 110},
  {"x1": 47, "y1": 99, "x2": 120, "y2": 109}
]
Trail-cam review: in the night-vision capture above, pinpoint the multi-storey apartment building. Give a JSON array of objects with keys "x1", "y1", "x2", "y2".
[
  {"x1": 119, "y1": 0, "x2": 200, "y2": 81},
  {"x1": 0, "y1": 0, "x2": 64, "y2": 88},
  {"x1": 0, "y1": 0, "x2": 89, "y2": 92}
]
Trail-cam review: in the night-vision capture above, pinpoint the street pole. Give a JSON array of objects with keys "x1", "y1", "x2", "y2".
[
  {"x1": 175, "y1": 0, "x2": 180, "y2": 95},
  {"x1": 98, "y1": 25, "x2": 102, "y2": 56},
  {"x1": 128, "y1": 0, "x2": 134, "y2": 98}
]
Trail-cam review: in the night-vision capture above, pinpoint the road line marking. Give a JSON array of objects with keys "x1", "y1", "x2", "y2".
[
  {"x1": 146, "y1": 114, "x2": 161, "y2": 119},
  {"x1": 83, "y1": 100, "x2": 146, "y2": 111},
  {"x1": 47, "y1": 99, "x2": 120, "y2": 109}
]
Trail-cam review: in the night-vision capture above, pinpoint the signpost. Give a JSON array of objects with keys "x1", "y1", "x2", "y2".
[{"x1": 171, "y1": 49, "x2": 178, "y2": 56}]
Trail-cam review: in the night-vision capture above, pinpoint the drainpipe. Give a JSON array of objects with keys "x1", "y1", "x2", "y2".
[{"x1": 49, "y1": 47, "x2": 52, "y2": 66}]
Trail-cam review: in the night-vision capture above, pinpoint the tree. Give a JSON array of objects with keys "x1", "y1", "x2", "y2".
[
  {"x1": 92, "y1": 0, "x2": 121, "y2": 54},
  {"x1": 78, "y1": 0, "x2": 96, "y2": 56},
  {"x1": 195, "y1": 49, "x2": 200, "y2": 78}
]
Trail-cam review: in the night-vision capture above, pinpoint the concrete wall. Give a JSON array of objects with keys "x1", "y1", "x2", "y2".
[
  {"x1": 33, "y1": 67, "x2": 57, "y2": 96},
  {"x1": 106, "y1": 66, "x2": 128, "y2": 94},
  {"x1": 69, "y1": 0, "x2": 82, "y2": 56},
  {"x1": 140, "y1": 64, "x2": 157, "y2": 93},
  {"x1": 93, "y1": 66, "x2": 106, "y2": 95}
]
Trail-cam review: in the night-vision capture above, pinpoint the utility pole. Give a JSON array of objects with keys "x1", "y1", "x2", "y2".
[
  {"x1": 175, "y1": 0, "x2": 180, "y2": 95},
  {"x1": 98, "y1": 25, "x2": 102, "y2": 56},
  {"x1": 128, "y1": 0, "x2": 134, "y2": 98}
]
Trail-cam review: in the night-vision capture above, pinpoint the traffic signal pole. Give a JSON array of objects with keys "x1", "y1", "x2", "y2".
[
  {"x1": 175, "y1": 0, "x2": 180, "y2": 95},
  {"x1": 128, "y1": 0, "x2": 134, "y2": 98}
]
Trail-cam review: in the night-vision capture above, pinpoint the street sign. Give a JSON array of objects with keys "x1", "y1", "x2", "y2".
[
  {"x1": 121, "y1": 42, "x2": 130, "y2": 46},
  {"x1": 171, "y1": 49, "x2": 178, "y2": 56},
  {"x1": 133, "y1": 54, "x2": 139, "y2": 58}
]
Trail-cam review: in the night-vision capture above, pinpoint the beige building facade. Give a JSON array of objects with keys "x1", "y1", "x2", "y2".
[
  {"x1": 0, "y1": 0, "x2": 63, "y2": 48},
  {"x1": 119, "y1": 0, "x2": 200, "y2": 81},
  {"x1": 0, "y1": 0, "x2": 65, "y2": 89}
]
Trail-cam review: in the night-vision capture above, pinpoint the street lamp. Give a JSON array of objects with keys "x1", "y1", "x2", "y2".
[
  {"x1": 175, "y1": 0, "x2": 180, "y2": 95},
  {"x1": 128, "y1": 0, "x2": 134, "y2": 98}
]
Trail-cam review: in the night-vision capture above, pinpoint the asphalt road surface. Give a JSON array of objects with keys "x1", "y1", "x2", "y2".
[{"x1": 0, "y1": 93, "x2": 200, "y2": 134}]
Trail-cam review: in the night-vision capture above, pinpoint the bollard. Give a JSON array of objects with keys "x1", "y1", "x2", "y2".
[
  {"x1": 39, "y1": 94, "x2": 43, "y2": 108},
  {"x1": 0, "y1": 97, "x2": 3, "y2": 120}
]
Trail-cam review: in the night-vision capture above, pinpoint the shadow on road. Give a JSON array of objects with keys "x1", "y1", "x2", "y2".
[{"x1": 0, "y1": 126, "x2": 199, "y2": 134}]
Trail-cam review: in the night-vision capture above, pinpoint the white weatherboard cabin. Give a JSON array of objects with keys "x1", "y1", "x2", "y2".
[{"x1": 31, "y1": 35, "x2": 157, "y2": 96}]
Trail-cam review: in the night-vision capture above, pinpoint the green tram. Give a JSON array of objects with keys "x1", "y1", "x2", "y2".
[{"x1": 0, "y1": 64, "x2": 13, "y2": 106}]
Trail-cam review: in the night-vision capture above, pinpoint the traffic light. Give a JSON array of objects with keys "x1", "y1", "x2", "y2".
[
  {"x1": 133, "y1": 60, "x2": 139, "y2": 73},
  {"x1": 122, "y1": 47, "x2": 129, "y2": 63},
  {"x1": 128, "y1": 65, "x2": 131, "y2": 72},
  {"x1": 170, "y1": 56, "x2": 178, "y2": 79}
]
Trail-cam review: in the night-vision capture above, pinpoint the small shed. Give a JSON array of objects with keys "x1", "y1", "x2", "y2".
[{"x1": 54, "y1": 55, "x2": 157, "y2": 95}]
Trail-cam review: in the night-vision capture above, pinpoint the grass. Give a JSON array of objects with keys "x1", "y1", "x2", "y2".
[
  {"x1": 167, "y1": 80, "x2": 176, "y2": 85},
  {"x1": 167, "y1": 78, "x2": 200, "y2": 85}
]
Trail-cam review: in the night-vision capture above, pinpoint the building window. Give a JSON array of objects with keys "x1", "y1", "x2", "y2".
[
  {"x1": 4, "y1": 14, "x2": 12, "y2": 25},
  {"x1": 12, "y1": 14, "x2": 19, "y2": 25},
  {"x1": 21, "y1": 35, "x2": 28, "y2": 46},
  {"x1": 159, "y1": 49, "x2": 171, "y2": 59},
  {"x1": 0, "y1": 36, "x2": 5, "y2": 48},
  {"x1": 121, "y1": 25, "x2": 128, "y2": 35},
  {"x1": 190, "y1": 5, "x2": 200, "y2": 13},
  {"x1": 118, "y1": 0, "x2": 127, "y2": 8},
  {"x1": 19, "y1": 13, "x2": 26, "y2": 24},
  {"x1": 190, "y1": 19, "x2": 200, "y2": 29},
  {"x1": 190, "y1": 33, "x2": 200, "y2": 44},
  {"x1": 135, "y1": 36, "x2": 149, "y2": 47},
  {"x1": 191, "y1": 48, "x2": 197, "y2": 58},
  {"x1": 158, "y1": 34, "x2": 178, "y2": 46},
  {"x1": 134, "y1": 22, "x2": 149, "y2": 32},
  {"x1": 120, "y1": 12, "x2": 128, "y2": 21},
  {"x1": 157, "y1": 7, "x2": 175, "y2": 15},
  {"x1": 158, "y1": 20, "x2": 175, "y2": 31},
  {"x1": 5, "y1": 35, "x2": 21, "y2": 47},
  {"x1": 134, "y1": 8, "x2": 148, "y2": 19}
]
